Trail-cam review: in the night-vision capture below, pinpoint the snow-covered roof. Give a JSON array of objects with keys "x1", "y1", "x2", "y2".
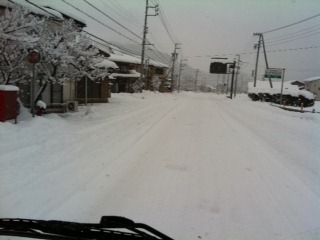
[
  {"x1": 45, "y1": 6, "x2": 87, "y2": 26},
  {"x1": 94, "y1": 59, "x2": 118, "y2": 69},
  {"x1": 303, "y1": 76, "x2": 320, "y2": 83},
  {"x1": 108, "y1": 53, "x2": 168, "y2": 68},
  {"x1": 248, "y1": 80, "x2": 314, "y2": 99},
  {"x1": 109, "y1": 70, "x2": 140, "y2": 79},
  {"x1": 0, "y1": 85, "x2": 19, "y2": 91},
  {"x1": 0, "y1": 0, "x2": 63, "y2": 20},
  {"x1": 287, "y1": 80, "x2": 304, "y2": 84},
  {"x1": 108, "y1": 54, "x2": 141, "y2": 65},
  {"x1": 0, "y1": 0, "x2": 86, "y2": 25},
  {"x1": 149, "y1": 59, "x2": 169, "y2": 68},
  {"x1": 92, "y1": 42, "x2": 111, "y2": 56}
]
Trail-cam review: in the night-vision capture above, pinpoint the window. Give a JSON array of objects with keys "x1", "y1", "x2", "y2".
[{"x1": 155, "y1": 67, "x2": 164, "y2": 75}]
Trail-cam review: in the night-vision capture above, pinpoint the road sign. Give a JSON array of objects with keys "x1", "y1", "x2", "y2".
[
  {"x1": 28, "y1": 50, "x2": 40, "y2": 64},
  {"x1": 264, "y1": 68, "x2": 282, "y2": 79}
]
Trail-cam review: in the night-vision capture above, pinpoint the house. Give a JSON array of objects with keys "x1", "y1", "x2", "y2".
[
  {"x1": 108, "y1": 50, "x2": 169, "y2": 93},
  {"x1": 76, "y1": 42, "x2": 118, "y2": 104},
  {"x1": 290, "y1": 80, "x2": 305, "y2": 90},
  {"x1": 303, "y1": 76, "x2": 320, "y2": 100},
  {"x1": 0, "y1": 1, "x2": 118, "y2": 111}
]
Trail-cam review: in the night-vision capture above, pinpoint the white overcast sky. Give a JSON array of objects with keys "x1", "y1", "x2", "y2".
[{"x1": 23, "y1": 0, "x2": 320, "y2": 81}]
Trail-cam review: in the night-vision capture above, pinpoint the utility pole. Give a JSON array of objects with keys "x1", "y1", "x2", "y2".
[
  {"x1": 178, "y1": 58, "x2": 187, "y2": 93},
  {"x1": 261, "y1": 34, "x2": 273, "y2": 88},
  {"x1": 234, "y1": 54, "x2": 240, "y2": 98},
  {"x1": 195, "y1": 69, "x2": 199, "y2": 92},
  {"x1": 229, "y1": 61, "x2": 236, "y2": 99},
  {"x1": 226, "y1": 70, "x2": 230, "y2": 95},
  {"x1": 171, "y1": 43, "x2": 180, "y2": 92},
  {"x1": 253, "y1": 33, "x2": 261, "y2": 87},
  {"x1": 139, "y1": 0, "x2": 158, "y2": 91},
  {"x1": 253, "y1": 33, "x2": 273, "y2": 88}
]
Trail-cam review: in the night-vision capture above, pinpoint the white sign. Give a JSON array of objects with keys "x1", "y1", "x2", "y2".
[{"x1": 264, "y1": 68, "x2": 282, "y2": 79}]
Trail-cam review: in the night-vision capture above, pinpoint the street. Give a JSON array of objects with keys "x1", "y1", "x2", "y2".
[{"x1": 1, "y1": 92, "x2": 319, "y2": 239}]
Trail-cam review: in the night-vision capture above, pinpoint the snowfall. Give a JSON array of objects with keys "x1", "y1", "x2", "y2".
[{"x1": 1, "y1": 92, "x2": 320, "y2": 240}]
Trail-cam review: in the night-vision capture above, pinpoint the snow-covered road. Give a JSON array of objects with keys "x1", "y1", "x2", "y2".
[{"x1": 1, "y1": 92, "x2": 320, "y2": 239}]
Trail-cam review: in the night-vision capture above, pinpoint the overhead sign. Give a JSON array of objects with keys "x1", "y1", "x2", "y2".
[
  {"x1": 210, "y1": 62, "x2": 227, "y2": 74},
  {"x1": 264, "y1": 68, "x2": 282, "y2": 79}
]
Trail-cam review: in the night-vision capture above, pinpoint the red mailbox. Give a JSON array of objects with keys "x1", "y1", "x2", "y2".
[{"x1": 0, "y1": 85, "x2": 19, "y2": 123}]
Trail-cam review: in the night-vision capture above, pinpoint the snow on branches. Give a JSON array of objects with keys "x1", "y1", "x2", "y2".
[
  {"x1": 0, "y1": 5, "x2": 45, "y2": 84},
  {"x1": 0, "y1": 4, "x2": 108, "y2": 102}
]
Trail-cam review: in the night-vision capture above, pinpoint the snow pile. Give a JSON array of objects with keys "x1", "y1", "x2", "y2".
[
  {"x1": 0, "y1": 85, "x2": 19, "y2": 91},
  {"x1": 94, "y1": 59, "x2": 118, "y2": 69},
  {"x1": 248, "y1": 80, "x2": 314, "y2": 99},
  {"x1": 36, "y1": 100, "x2": 46, "y2": 109},
  {"x1": 303, "y1": 76, "x2": 320, "y2": 82}
]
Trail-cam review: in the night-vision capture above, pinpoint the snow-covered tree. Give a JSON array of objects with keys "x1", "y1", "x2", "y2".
[
  {"x1": 0, "y1": 4, "x2": 107, "y2": 103},
  {"x1": 33, "y1": 19, "x2": 107, "y2": 102},
  {"x1": 151, "y1": 75, "x2": 161, "y2": 92},
  {"x1": 0, "y1": 5, "x2": 45, "y2": 84}
]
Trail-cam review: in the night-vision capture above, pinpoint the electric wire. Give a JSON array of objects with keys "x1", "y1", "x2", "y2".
[
  {"x1": 265, "y1": 24, "x2": 320, "y2": 41},
  {"x1": 99, "y1": 0, "x2": 141, "y2": 29},
  {"x1": 263, "y1": 13, "x2": 320, "y2": 34},
  {"x1": 266, "y1": 31, "x2": 320, "y2": 47},
  {"x1": 18, "y1": 0, "x2": 150, "y2": 61},
  {"x1": 61, "y1": 0, "x2": 141, "y2": 45},
  {"x1": 108, "y1": 0, "x2": 140, "y2": 25},
  {"x1": 186, "y1": 45, "x2": 320, "y2": 58},
  {"x1": 158, "y1": 9, "x2": 175, "y2": 44},
  {"x1": 265, "y1": 27, "x2": 320, "y2": 44},
  {"x1": 83, "y1": 0, "x2": 142, "y2": 41}
]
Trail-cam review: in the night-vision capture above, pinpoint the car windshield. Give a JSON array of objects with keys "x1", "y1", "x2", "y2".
[{"x1": 1, "y1": 0, "x2": 320, "y2": 239}]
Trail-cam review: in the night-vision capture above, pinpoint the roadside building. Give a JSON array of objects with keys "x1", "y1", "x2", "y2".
[{"x1": 303, "y1": 76, "x2": 320, "y2": 100}]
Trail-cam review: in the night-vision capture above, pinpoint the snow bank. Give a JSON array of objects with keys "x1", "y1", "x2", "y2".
[
  {"x1": 248, "y1": 80, "x2": 314, "y2": 99},
  {"x1": 303, "y1": 76, "x2": 320, "y2": 82},
  {"x1": 0, "y1": 85, "x2": 19, "y2": 91}
]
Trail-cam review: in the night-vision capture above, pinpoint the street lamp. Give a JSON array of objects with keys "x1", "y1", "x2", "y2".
[{"x1": 178, "y1": 59, "x2": 188, "y2": 93}]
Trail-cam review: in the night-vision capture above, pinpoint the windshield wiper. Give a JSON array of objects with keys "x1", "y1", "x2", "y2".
[{"x1": 0, "y1": 216, "x2": 173, "y2": 240}]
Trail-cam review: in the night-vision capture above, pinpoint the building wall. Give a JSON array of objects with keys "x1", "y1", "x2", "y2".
[{"x1": 305, "y1": 79, "x2": 320, "y2": 100}]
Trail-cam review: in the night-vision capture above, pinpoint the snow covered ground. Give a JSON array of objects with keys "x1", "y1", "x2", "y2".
[{"x1": 1, "y1": 92, "x2": 320, "y2": 239}]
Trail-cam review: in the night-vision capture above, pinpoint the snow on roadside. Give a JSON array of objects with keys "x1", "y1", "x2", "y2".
[{"x1": 1, "y1": 92, "x2": 320, "y2": 239}]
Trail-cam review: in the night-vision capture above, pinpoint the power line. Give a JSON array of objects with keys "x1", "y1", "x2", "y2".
[
  {"x1": 61, "y1": 0, "x2": 141, "y2": 45},
  {"x1": 266, "y1": 27, "x2": 320, "y2": 44},
  {"x1": 265, "y1": 24, "x2": 320, "y2": 41},
  {"x1": 84, "y1": 0, "x2": 170, "y2": 65},
  {"x1": 98, "y1": 0, "x2": 140, "y2": 29},
  {"x1": 108, "y1": 0, "x2": 141, "y2": 25},
  {"x1": 266, "y1": 31, "x2": 320, "y2": 47},
  {"x1": 186, "y1": 45, "x2": 320, "y2": 58},
  {"x1": 20, "y1": 0, "x2": 161, "y2": 63},
  {"x1": 158, "y1": 9, "x2": 175, "y2": 44},
  {"x1": 158, "y1": 4, "x2": 179, "y2": 43},
  {"x1": 83, "y1": 0, "x2": 142, "y2": 40},
  {"x1": 263, "y1": 13, "x2": 320, "y2": 34}
]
